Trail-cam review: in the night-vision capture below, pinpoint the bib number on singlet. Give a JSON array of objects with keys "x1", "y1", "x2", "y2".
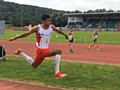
[
  {"x1": 94, "y1": 35, "x2": 98, "y2": 39},
  {"x1": 69, "y1": 36, "x2": 72, "y2": 39},
  {"x1": 41, "y1": 38, "x2": 50, "y2": 47}
]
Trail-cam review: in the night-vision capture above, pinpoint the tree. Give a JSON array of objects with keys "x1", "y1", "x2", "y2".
[
  {"x1": 84, "y1": 9, "x2": 115, "y2": 13},
  {"x1": 107, "y1": 9, "x2": 114, "y2": 12},
  {"x1": 74, "y1": 10, "x2": 82, "y2": 13},
  {"x1": 0, "y1": 0, "x2": 67, "y2": 27}
]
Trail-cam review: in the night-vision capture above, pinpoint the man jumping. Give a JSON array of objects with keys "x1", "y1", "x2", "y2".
[{"x1": 9, "y1": 14, "x2": 68, "y2": 79}]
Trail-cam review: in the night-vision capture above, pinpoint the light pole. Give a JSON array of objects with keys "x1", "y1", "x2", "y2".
[{"x1": 21, "y1": 6, "x2": 23, "y2": 30}]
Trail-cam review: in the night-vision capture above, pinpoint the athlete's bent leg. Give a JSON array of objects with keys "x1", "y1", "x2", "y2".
[
  {"x1": 68, "y1": 42, "x2": 70, "y2": 48},
  {"x1": 88, "y1": 42, "x2": 95, "y2": 49},
  {"x1": 96, "y1": 42, "x2": 100, "y2": 50},
  {"x1": 31, "y1": 48, "x2": 65, "y2": 69},
  {"x1": 48, "y1": 49, "x2": 61, "y2": 74},
  {"x1": 48, "y1": 49, "x2": 67, "y2": 79},
  {"x1": 48, "y1": 48, "x2": 61, "y2": 56},
  {"x1": 68, "y1": 42, "x2": 72, "y2": 49},
  {"x1": 68, "y1": 42, "x2": 73, "y2": 53},
  {"x1": 32, "y1": 61, "x2": 42, "y2": 68}
]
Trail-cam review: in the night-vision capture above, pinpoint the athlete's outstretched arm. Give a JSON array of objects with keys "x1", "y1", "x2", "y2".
[
  {"x1": 9, "y1": 26, "x2": 39, "y2": 41},
  {"x1": 51, "y1": 25, "x2": 68, "y2": 39}
]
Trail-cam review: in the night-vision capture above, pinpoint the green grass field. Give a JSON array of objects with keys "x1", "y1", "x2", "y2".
[
  {"x1": 0, "y1": 31, "x2": 120, "y2": 44},
  {"x1": 0, "y1": 31, "x2": 120, "y2": 89},
  {"x1": 0, "y1": 56, "x2": 120, "y2": 90}
]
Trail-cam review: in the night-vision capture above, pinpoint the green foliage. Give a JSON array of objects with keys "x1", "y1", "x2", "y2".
[{"x1": 0, "y1": 1, "x2": 67, "y2": 27}]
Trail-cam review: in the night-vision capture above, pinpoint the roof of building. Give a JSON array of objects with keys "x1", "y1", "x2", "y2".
[{"x1": 63, "y1": 12, "x2": 120, "y2": 16}]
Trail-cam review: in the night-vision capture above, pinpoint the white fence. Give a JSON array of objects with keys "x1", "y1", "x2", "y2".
[{"x1": 0, "y1": 20, "x2": 5, "y2": 35}]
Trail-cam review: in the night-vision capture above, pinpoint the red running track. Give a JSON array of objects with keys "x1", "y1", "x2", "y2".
[
  {"x1": 1, "y1": 40, "x2": 120, "y2": 65},
  {"x1": 0, "y1": 80, "x2": 64, "y2": 90}
]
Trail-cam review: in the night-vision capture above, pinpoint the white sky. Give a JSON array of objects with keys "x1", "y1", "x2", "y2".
[{"x1": 4, "y1": 0, "x2": 120, "y2": 11}]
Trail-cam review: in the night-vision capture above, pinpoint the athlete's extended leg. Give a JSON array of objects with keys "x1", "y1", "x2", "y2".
[{"x1": 15, "y1": 49, "x2": 41, "y2": 68}]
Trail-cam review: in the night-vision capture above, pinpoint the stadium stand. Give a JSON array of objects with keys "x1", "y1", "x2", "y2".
[{"x1": 64, "y1": 12, "x2": 120, "y2": 31}]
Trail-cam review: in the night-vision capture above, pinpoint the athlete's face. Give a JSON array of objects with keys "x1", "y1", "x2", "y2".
[
  {"x1": 43, "y1": 18, "x2": 51, "y2": 27},
  {"x1": 70, "y1": 29, "x2": 73, "y2": 32},
  {"x1": 96, "y1": 29, "x2": 99, "y2": 32}
]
